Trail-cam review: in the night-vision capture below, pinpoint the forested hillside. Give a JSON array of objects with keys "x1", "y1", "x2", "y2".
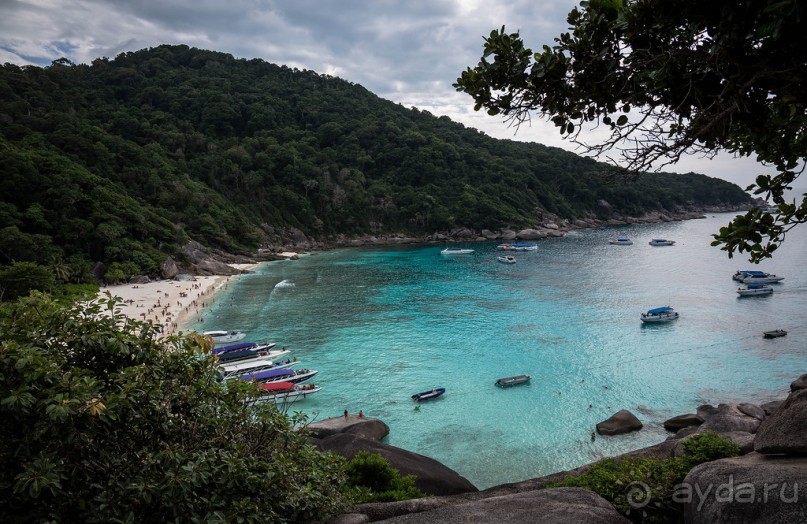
[{"x1": 0, "y1": 45, "x2": 752, "y2": 285}]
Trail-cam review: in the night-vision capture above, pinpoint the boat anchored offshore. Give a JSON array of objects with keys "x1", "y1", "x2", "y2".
[
  {"x1": 497, "y1": 243, "x2": 538, "y2": 251},
  {"x1": 640, "y1": 306, "x2": 679, "y2": 323},
  {"x1": 495, "y1": 374, "x2": 531, "y2": 387},
  {"x1": 441, "y1": 247, "x2": 474, "y2": 255},
  {"x1": 738, "y1": 271, "x2": 785, "y2": 284},
  {"x1": 239, "y1": 367, "x2": 318, "y2": 384},
  {"x1": 497, "y1": 255, "x2": 516, "y2": 264},
  {"x1": 609, "y1": 238, "x2": 633, "y2": 245},
  {"x1": 763, "y1": 329, "x2": 787, "y2": 339},
  {"x1": 649, "y1": 239, "x2": 675, "y2": 246},
  {"x1": 737, "y1": 283, "x2": 774, "y2": 296},
  {"x1": 411, "y1": 388, "x2": 446, "y2": 402}
]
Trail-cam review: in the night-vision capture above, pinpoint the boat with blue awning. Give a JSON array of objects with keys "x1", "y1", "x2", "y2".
[
  {"x1": 737, "y1": 283, "x2": 773, "y2": 296},
  {"x1": 640, "y1": 306, "x2": 679, "y2": 323},
  {"x1": 240, "y1": 367, "x2": 318, "y2": 384}
]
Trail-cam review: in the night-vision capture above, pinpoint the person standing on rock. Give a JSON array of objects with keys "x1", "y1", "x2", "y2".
[{"x1": 344, "y1": 409, "x2": 348, "y2": 419}]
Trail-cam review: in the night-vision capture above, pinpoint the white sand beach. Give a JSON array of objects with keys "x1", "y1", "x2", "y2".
[{"x1": 99, "y1": 263, "x2": 260, "y2": 336}]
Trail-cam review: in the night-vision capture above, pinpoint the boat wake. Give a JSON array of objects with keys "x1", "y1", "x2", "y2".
[{"x1": 274, "y1": 279, "x2": 296, "y2": 289}]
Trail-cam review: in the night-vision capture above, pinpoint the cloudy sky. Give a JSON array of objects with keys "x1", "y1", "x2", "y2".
[{"x1": 0, "y1": 0, "x2": 780, "y2": 190}]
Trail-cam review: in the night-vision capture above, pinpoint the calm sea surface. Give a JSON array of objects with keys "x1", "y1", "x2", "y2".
[{"x1": 190, "y1": 214, "x2": 807, "y2": 489}]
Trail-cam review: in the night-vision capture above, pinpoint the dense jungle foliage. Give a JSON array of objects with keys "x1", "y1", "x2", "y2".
[{"x1": 0, "y1": 45, "x2": 752, "y2": 285}]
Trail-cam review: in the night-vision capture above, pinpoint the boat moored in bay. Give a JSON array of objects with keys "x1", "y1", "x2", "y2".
[
  {"x1": 640, "y1": 306, "x2": 679, "y2": 323},
  {"x1": 495, "y1": 374, "x2": 531, "y2": 387},
  {"x1": 412, "y1": 388, "x2": 445, "y2": 402}
]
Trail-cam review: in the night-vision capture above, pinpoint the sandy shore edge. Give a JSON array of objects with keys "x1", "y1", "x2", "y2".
[{"x1": 99, "y1": 263, "x2": 262, "y2": 336}]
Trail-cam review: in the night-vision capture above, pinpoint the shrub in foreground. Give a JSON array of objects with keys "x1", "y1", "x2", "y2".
[
  {"x1": 0, "y1": 293, "x2": 350, "y2": 522},
  {"x1": 553, "y1": 431, "x2": 740, "y2": 522},
  {"x1": 345, "y1": 451, "x2": 427, "y2": 503}
]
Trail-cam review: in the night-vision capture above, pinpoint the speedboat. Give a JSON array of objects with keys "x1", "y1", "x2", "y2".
[
  {"x1": 441, "y1": 247, "x2": 474, "y2": 255},
  {"x1": 495, "y1": 374, "x2": 531, "y2": 387},
  {"x1": 411, "y1": 388, "x2": 445, "y2": 402},
  {"x1": 763, "y1": 329, "x2": 787, "y2": 339},
  {"x1": 739, "y1": 272, "x2": 784, "y2": 284},
  {"x1": 216, "y1": 347, "x2": 291, "y2": 364},
  {"x1": 648, "y1": 239, "x2": 675, "y2": 246},
  {"x1": 240, "y1": 367, "x2": 318, "y2": 384},
  {"x1": 497, "y1": 243, "x2": 538, "y2": 251},
  {"x1": 497, "y1": 255, "x2": 516, "y2": 264},
  {"x1": 203, "y1": 330, "x2": 246, "y2": 344},
  {"x1": 733, "y1": 270, "x2": 761, "y2": 281},
  {"x1": 640, "y1": 306, "x2": 679, "y2": 323},
  {"x1": 252, "y1": 382, "x2": 321, "y2": 404},
  {"x1": 213, "y1": 341, "x2": 276, "y2": 355},
  {"x1": 219, "y1": 358, "x2": 298, "y2": 379},
  {"x1": 737, "y1": 283, "x2": 773, "y2": 296},
  {"x1": 609, "y1": 238, "x2": 633, "y2": 245}
]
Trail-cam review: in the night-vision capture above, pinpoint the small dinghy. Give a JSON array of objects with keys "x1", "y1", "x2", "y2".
[
  {"x1": 763, "y1": 329, "x2": 787, "y2": 339},
  {"x1": 411, "y1": 388, "x2": 445, "y2": 402},
  {"x1": 495, "y1": 374, "x2": 531, "y2": 387}
]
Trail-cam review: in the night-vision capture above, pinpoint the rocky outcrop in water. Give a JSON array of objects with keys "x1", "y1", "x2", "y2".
[{"x1": 596, "y1": 410, "x2": 643, "y2": 436}]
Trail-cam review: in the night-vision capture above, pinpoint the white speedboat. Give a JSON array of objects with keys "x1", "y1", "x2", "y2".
[
  {"x1": 252, "y1": 382, "x2": 321, "y2": 404},
  {"x1": 737, "y1": 283, "x2": 773, "y2": 296},
  {"x1": 497, "y1": 243, "x2": 538, "y2": 251},
  {"x1": 739, "y1": 272, "x2": 784, "y2": 284},
  {"x1": 441, "y1": 247, "x2": 474, "y2": 255},
  {"x1": 609, "y1": 238, "x2": 633, "y2": 245},
  {"x1": 497, "y1": 255, "x2": 516, "y2": 264},
  {"x1": 640, "y1": 306, "x2": 679, "y2": 323},
  {"x1": 219, "y1": 357, "x2": 298, "y2": 379},
  {"x1": 203, "y1": 330, "x2": 246, "y2": 344},
  {"x1": 216, "y1": 346, "x2": 291, "y2": 364},
  {"x1": 649, "y1": 239, "x2": 675, "y2": 246}
]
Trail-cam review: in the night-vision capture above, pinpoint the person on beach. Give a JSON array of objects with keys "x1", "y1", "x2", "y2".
[
  {"x1": 358, "y1": 410, "x2": 364, "y2": 418},
  {"x1": 344, "y1": 409, "x2": 348, "y2": 419}
]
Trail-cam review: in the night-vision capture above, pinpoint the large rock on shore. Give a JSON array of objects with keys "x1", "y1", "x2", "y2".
[
  {"x1": 596, "y1": 410, "x2": 643, "y2": 436},
  {"x1": 313, "y1": 433, "x2": 477, "y2": 496},
  {"x1": 354, "y1": 487, "x2": 629, "y2": 524},
  {"x1": 698, "y1": 403, "x2": 763, "y2": 434},
  {"x1": 683, "y1": 453, "x2": 807, "y2": 523},
  {"x1": 307, "y1": 415, "x2": 389, "y2": 441},
  {"x1": 754, "y1": 388, "x2": 807, "y2": 454},
  {"x1": 663, "y1": 413, "x2": 704, "y2": 432},
  {"x1": 791, "y1": 373, "x2": 807, "y2": 391}
]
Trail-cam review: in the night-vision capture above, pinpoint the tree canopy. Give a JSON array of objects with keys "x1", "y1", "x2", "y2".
[
  {"x1": 0, "y1": 44, "x2": 752, "y2": 286},
  {"x1": 455, "y1": 0, "x2": 807, "y2": 262},
  {"x1": 0, "y1": 293, "x2": 350, "y2": 522}
]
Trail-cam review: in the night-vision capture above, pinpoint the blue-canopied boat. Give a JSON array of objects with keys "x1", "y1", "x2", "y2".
[
  {"x1": 411, "y1": 388, "x2": 446, "y2": 402},
  {"x1": 219, "y1": 357, "x2": 298, "y2": 379},
  {"x1": 737, "y1": 283, "x2": 773, "y2": 296},
  {"x1": 609, "y1": 238, "x2": 633, "y2": 245},
  {"x1": 640, "y1": 306, "x2": 679, "y2": 323},
  {"x1": 240, "y1": 367, "x2": 318, "y2": 384},
  {"x1": 216, "y1": 346, "x2": 290, "y2": 364},
  {"x1": 214, "y1": 341, "x2": 276, "y2": 354},
  {"x1": 649, "y1": 239, "x2": 675, "y2": 246}
]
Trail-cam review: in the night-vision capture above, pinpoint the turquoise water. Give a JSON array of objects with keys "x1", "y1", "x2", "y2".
[{"x1": 191, "y1": 214, "x2": 806, "y2": 489}]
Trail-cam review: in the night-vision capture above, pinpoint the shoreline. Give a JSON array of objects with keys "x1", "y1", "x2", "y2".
[{"x1": 99, "y1": 263, "x2": 263, "y2": 336}]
